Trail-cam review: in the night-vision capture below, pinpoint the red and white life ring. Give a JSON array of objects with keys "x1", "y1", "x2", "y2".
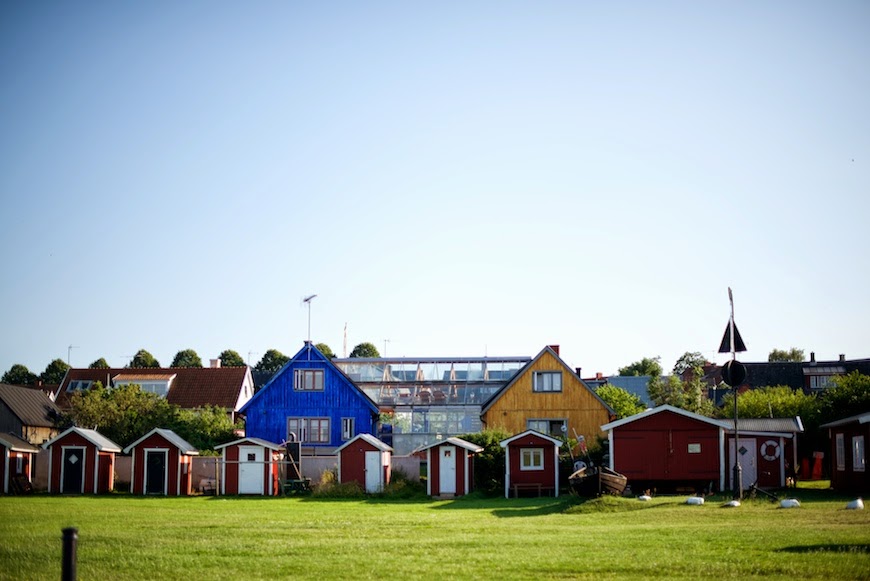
[{"x1": 760, "y1": 440, "x2": 781, "y2": 462}]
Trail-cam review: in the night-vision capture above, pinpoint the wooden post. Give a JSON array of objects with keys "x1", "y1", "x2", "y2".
[{"x1": 62, "y1": 527, "x2": 78, "y2": 581}]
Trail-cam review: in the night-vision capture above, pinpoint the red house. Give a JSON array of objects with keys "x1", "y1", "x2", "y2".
[
  {"x1": 601, "y1": 406, "x2": 729, "y2": 492},
  {"x1": 723, "y1": 418, "x2": 803, "y2": 490},
  {"x1": 42, "y1": 427, "x2": 121, "y2": 494},
  {"x1": 500, "y1": 430, "x2": 562, "y2": 498},
  {"x1": 335, "y1": 434, "x2": 393, "y2": 493},
  {"x1": 214, "y1": 437, "x2": 282, "y2": 495},
  {"x1": 417, "y1": 437, "x2": 483, "y2": 497},
  {"x1": 1, "y1": 432, "x2": 40, "y2": 493},
  {"x1": 821, "y1": 412, "x2": 869, "y2": 494},
  {"x1": 123, "y1": 428, "x2": 199, "y2": 495}
]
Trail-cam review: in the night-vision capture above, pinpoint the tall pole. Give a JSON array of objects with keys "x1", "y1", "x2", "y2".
[
  {"x1": 67, "y1": 345, "x2": 78, "y2": 366},
  {"x1": 302, "y1": 295, "x2": 317, "y2": 343},
  {"x1": 729, "y1": 288, "x2": 742, "y2": 500}
]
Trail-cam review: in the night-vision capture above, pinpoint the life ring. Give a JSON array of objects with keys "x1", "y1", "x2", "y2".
[{"x1": 760, "y1": 440, "x2": 780, "y2": 461}]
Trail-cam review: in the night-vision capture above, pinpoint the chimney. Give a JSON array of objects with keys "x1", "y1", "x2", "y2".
[
  {"x1": 596, "y1": 372, "x2": 603, "y2": 380},
  {"x1": 810, "y1": 352, "x2": 815, "y2": 364},
  {"x1": 548, "y1": 345, "x2": 560, "y2": 356},
  {"x1": 575, "y1": 367, "x2": 582, "y2": 377},
  {"x1": 839, "y1": 353, "x2": 845, "y2": 363},
  {"x1": 210, "y1": 359, "x2": 221, "y2": 369}
]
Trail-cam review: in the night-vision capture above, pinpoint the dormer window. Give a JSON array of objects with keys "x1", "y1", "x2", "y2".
[
  {"x1": 112, "y1": 373, "x2": 176, "y2": 398},
  {"x1": 295, "y1": 369, "x2": 324, "y2": 391},
  {"x1": 67, "y1": 380, "x2": 93, "y2": 392}
]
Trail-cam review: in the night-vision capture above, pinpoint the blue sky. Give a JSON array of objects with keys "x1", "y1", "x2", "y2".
[{"x1": 1, "y1": 1, "x2": 868, "y2": 379}]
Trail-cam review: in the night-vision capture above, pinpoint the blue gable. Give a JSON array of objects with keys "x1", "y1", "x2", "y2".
[{"x1": 241, "y1": 342, "x2": 379, "y2": 448}]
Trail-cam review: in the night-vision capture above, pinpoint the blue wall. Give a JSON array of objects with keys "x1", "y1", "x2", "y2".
[{"x1": 241, "y1": 343, "x2": 379, "y2": 448}]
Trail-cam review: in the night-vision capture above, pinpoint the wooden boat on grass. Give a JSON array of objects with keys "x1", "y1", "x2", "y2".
[{"x1": 569, "y1": 465, "x2": 628, "y2": 497}]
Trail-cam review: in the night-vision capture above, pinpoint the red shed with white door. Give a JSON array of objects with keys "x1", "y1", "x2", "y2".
[
  {"x1": 214, "y1": 437, "x2": 282, "y2": 495},
  {"x1": 1, "y1": 433, "x2": 40, "y2": 494},
  {"x1": 124, "y1": 428, "x2": 199, "y2": 495},
  {"x1": 42, "y1": 427, "x2": 121, "y2": 494},
  {"x1": 335, "y1": 433, "x2": 393, "y2": 493},
  {"x1": 418, "y1": 437, "x2": 483, "y2": 497},
  {"x1": 723, "y1": 418, "x2": 803, "y2": 490},
  {"x1": 500, "y1": 430, "x2": 562, "y2": 498}
]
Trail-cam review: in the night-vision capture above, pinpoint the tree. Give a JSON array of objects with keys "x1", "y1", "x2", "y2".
[
  {"x1": 820, "y1": 371, "x2": 870, "y2": 423},
  {"x1": 673, "y1": 352, "x2": 709, "y2": 376},
  {"x1": 129, "y1": 349, "x2": 160, "y2": 368},
  {"x1": 315, "y1": 343, "x2": 335, "y2": 359},
  {"x1": 1, "y1": 363, "x2": 37, "y2": 385},
  {"x1": 595, "y1": 384, "x2": 645, "y2": 419},
  {"x1": 219, "y1": 349, "x2": 245, "y2": 367},
  {"x1": 618, "y1": 357, "x2": 662, "y2": 378},
  {"x1": 89, "y1": 358, "x2": 110, "y2": 369},
  {"x1": 171, "y1": 349, "x2": 203, "y2": 368},
  {"x1": 255, "y1": 349, "x2": 290, "y2": 375},
  {"x1": 718, "y1": 385, "x2": 821, "y2": 427},
  {"x1": 171, "y1": 406, "x2": 237, "y2": 451},
  {"x1": 768, "y1": 348, "x2": 805, "y2": 362},
  {"x1": 647, "y1": 366, "x2": 714, "y2": 416},
  {"x1": 41, "y1": 358, "x2": 70, "y2": 384},
  {"x1": 349, "y1": 342, "x2": 380, "y2": 358}
]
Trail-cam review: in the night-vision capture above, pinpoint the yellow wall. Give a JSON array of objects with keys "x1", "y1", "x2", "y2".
[{"x1": 482, "y1": 349, "x2": 612, "y2": 444}]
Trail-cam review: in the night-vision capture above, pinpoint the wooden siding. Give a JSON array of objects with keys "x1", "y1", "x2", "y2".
[
  {"x1": 339, "y1": 438, "x2": 390, "y2": 489},
  {"x1": 47, "y1": 432, "x2": 115, "y2": 494},
  {"x1": 828, "y1": 423, "x2": 869, "y2": 494},
  {"x1": 506, "y1": 433, "x2": 558, "y2": 492},
  {"x1": 244, "y1": 346, "x2": 377, "y2": 448},
  {"x1": 428, "y1": 444, "x2": 470, "y2": 497},
  {"x1": 0, "y1": 445, "x2": 31, "y2": 494},
  {"x1": 483, "y1": 350, "x2": 611, "y2": 444},
  {"x1": 221, "y1": 443, "x2": 280, "y2": 495},
  {"x1": 129, "y1": 432, "x2": 190, "y2": 496}
]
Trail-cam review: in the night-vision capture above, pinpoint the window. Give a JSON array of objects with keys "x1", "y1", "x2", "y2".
[
  {"x1": 809, "y1": 375, "x2": 834, "y2": 390},
  {"x1": 294, "y1": 369, "x2": 324, "y2": 391},
  {"x1": 836, "y1": 433, "x2": 845, "y2": 471},
  {"x1": 533, "y1": 371, "x2": 562, "y2": 392},
  {"x1": 341, "y1": 418, "x2": 354, "y2": 441},
  {"x1": 287, "y1": 417, "x2": 330, "y2": 443},
  {"x1": 527, "y1": 419, "x2": 566, "y2": 438},
  {"x1": 16, "y1": 454, "x2": 23, "y2": 473},
  {"x1": 520, "y1": 448, "x2": 544, "y2": 471},
  {"x1": 68, "y1": 380, "x2": 93, "y2": 392},
  {"x1": 853, "y1": 436, "x2": 865, "y2": 472}
]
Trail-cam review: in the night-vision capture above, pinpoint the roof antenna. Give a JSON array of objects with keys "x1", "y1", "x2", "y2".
[{"x1": 302, "y1": 294, "x2": 317, "y2": 343}]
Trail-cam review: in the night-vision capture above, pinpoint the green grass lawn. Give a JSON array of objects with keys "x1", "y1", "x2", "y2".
[{"x1": 1, "y1": 487, "x2": 868, "y2": 580}]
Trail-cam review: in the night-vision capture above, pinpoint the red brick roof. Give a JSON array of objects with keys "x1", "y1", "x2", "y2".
[{"x1": 55, "y1": 367, "x2": 252, "y2": 411}]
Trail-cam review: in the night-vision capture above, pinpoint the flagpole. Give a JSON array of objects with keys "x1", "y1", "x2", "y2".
[{"x1": 729, "y1": 287, "x2": 742, "y2": 500}]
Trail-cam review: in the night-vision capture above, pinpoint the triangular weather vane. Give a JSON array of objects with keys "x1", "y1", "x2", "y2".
[{"x1": 718, "y1": 287, "x2": 747, "y2": 354}]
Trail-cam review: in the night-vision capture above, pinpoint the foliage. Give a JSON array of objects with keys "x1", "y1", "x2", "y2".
[
  {"x1": 255, "y1": 349, "x2": 290, "y2": 374},
  {"x1": 459, "y1": 428, "x2": 511, "y2": 496},
  {"x1": 40, "y1": 358, "x2": 70, "y2": 384},
  {"x1": 219, "y1": 349, "x2": 245, "y2": 367},
  {"x1": 312, "y1": 469, "x2": 365, "y2": 498},
  {"x1": 1, "y1": 363, "x2": 38, "y2": 385},
  {"x1": 768, "y1": 348, "x2": 805, "y2": 362},
  {"x1": 349, "y1": 342, "x2": 380, "y2": 358},
  {"x1": 717, "y1": 385, "x2": 821, "y2": 426},
  {"x1": 595, "y1": 384, "x2": 645, "y2": 418},
  {"x1": 618, "y1": 357, "x2": 662, "y2": 378},
  {"x1": 672, "y1": 351, "x2": 708, "y2": 375},
  {"x1": 377, "y1": 467, "x2": 426, "y2": 499},
  {"x1": 65, "y1": 383, "x2": 176, "y2": 448},
  {"x1": 171, "y1": 406, "x2": 237, "y2": 451},
  {"x1": 171, "y1": 349, "x2": 203, "y2": 368},
  {"x1": 89, "y1": 357, "x2": 110, "y2": 369},
  {"x1": 129, "y1": 349, "x2": 160, "y2": 368},
  {"x1": 315, "y1": 343, "x2": 335, "y2": 359},
  {"x1": 820, "y1": 371, "x2": 870, "y2": 422},
  {"x1": 648, "y1": 367, "x2": 714, "y2": 416}
]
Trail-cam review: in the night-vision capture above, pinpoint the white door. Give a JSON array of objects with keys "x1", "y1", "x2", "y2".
[
  {"x1": 729, "y1": 438, "x2": 757, "y2": 490},
  {"x1": 439, "y1": 446, "x2": 457, "y2": 495},
  {"x1": 364, "y1": 451, "x2": 382, "y2": 493},
  {"x1": 239, "y1": 446, "x2": 264, "y2": 494}
]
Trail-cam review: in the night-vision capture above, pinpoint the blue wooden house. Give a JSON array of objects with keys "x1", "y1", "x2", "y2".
[{"x1": 240, "y1": 342, "x2": 380, "y2": 451}]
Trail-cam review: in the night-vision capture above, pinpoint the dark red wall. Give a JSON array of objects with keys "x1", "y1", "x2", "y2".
[
  {"x1": 507, "y1": 434, "x2": 557, "y2": 490},
  {"x1": 130, "y1": 433, "x2": 188, "y2": 495},
  {"x1": 222, "y1": 443, "x2": 279, "y2": 495},
  {"x1": 429, "y1": 445, "x2": 471, "y2": 496},
  {"x1": 339, "y1": 439, "x2": 380, "y2": 487},
  {"x1": 48, "y1": 432, "x2": 115, "y2": 494},
  {"x1": 829, "y1": 423, "x2": 869, "y2": 494}
]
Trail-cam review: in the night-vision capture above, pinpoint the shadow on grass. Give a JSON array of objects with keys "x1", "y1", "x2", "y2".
[{"x1": 777, "y1": 544, "x2": 870, "y2": 554}]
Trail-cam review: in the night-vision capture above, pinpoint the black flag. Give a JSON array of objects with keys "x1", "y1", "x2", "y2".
[{"x1": 718, "y1": 321, "x2": 747, "y2": 353}]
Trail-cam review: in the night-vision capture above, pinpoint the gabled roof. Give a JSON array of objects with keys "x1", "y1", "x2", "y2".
[
  {"x1": 481, "y1": 346, "x2": 615, "y2": 415},
  {"x1": 0, "y1": 432, "x2": 40, "y2": 453},
  {"x1": 42, "y1": 426, "x2": 122, "y2": 452},
  {"x1": 414, "y1": 437, "x2": 484, "y2": 454},
  {"x1": 820, "y1": 412, "x2": 870, "y2": 429},
  {"x1": 334, "y1": 433, "x2": 393, "y2": 454},
  {"x1": 722, "y1": 417, "x2": 804, "y2": 434},
  {"x1": 601, "y1": 405, "x2": 731, "y2": 432},
  {"x1": 0, "y1": 383, "x2": 60, "y2": 428},
  {"x1": 499, "y1": 429, "x2": 563, "y2": 448},
  {"x1": 214, "y1": 437, "x2": 284, "y2": 451},
  {"x1": 240, "y1": 342, "x2": 379, "y2": 415},
  {"x1": 122, "y1": 428, "x2": 199, "y2": 455},
  {"x1": 54, "y1": 367, "x2": 252, "y2": 411}
]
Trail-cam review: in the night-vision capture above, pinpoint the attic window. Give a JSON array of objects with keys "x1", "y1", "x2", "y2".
[
  {"x1": 68, "y1": 381, "x2": 93, "y2": 392},
  {"x1": 532, "y1": 372, "x2": 562, "y2": 393},
  {"x1": 294, "y1": 369, "x2": 324, "y2": 391}
]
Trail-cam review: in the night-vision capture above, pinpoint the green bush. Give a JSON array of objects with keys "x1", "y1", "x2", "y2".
[{"x1": 458, "y1": 428, "x2": 511, "y2": 496}]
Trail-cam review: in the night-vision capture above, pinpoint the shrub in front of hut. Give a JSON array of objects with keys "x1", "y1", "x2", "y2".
[{"x1": 458, "y1": 428, "x2": 511, "y2": 496}]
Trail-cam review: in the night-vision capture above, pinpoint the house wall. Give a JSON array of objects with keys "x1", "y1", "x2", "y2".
[
  {"x1": 724, "y1": 435, "x2": 795, "y2": 488},
  {"x1": 507, "y1": 434, "x2": 558, "y2": 492},
  {"x1": 428, "y1": 445, "x2": 470, "y2": 496},
  {"x1": 339, "y1": 439, "x2": 380, "y2": 488},
  {"x1": 483, "y1": 350, "x2": 611, "y2": 445},
  {"x1": 22, "y1": 426, "x2": 56, "y2": 446},
  {"x1": 129, "y1": 433, "x2": 185, "y2": 495},
  {"x1": 244, "y1": 355, "x2": 377, "y2": 449},
  {"x1": 611, "y1": 411, "x2": 721, "y2": 486},
  {"x1": 829, "y1": 423, "x2": 870, "y2": 494},
  {"x1": 0, "y1": 403, "x2": 24, "y2": 438},
  {"x1": 48, "y1": 433, "x2": 95, "y2": 493}
]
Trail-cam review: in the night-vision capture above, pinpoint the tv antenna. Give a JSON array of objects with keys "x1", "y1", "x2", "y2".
[
  {"x1": 67, "y1": 345, "x2": 79, "y2": 366},
  {"x1": 302, "y1": 294, "x2": 318, "y2": 343}
]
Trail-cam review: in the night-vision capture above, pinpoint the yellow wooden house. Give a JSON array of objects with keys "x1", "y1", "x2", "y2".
[{"x1": 481, "y1": 346, "x2": 614, "y2": 445}]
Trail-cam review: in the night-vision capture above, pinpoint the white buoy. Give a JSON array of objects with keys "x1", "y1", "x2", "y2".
[
  {"x1": 845, "y1": 498, "x2": 864, "y2": 510},
  {"x1": 686, "y1": 496, "x2": 704, "y2": 505},
  {"x1": 638, "y1": 495, "x2": 652, "y2": 501},
  {"x1": 780, "y1": 498, "x2": 800, "y2": 509},
  {"x1": 724, "y1": 500, "x2": 741, "y2": 508}
]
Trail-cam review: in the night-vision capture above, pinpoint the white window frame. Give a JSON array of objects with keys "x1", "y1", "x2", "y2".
[
  {"x1": 520, "y1": 448, "x2": 544, "y2": 471},
  {"x1": 287, "y1": 417, "x2": 330, "y2": 443},
  {"x1": 853, "y1": 435, "x2": 865, "y2": 473},
  {"x1": 294, "y1": 369, "x2": 324, "y2": 391},
  {"x1": 341, "y1": 417, "x2": 354, "y2": 441},
  {"x1": 835, "y1": 433, "x2": 845, "y2": 471},
  {"x1": 532, "y1": 371, "x2": 562, "y2": 393}
]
